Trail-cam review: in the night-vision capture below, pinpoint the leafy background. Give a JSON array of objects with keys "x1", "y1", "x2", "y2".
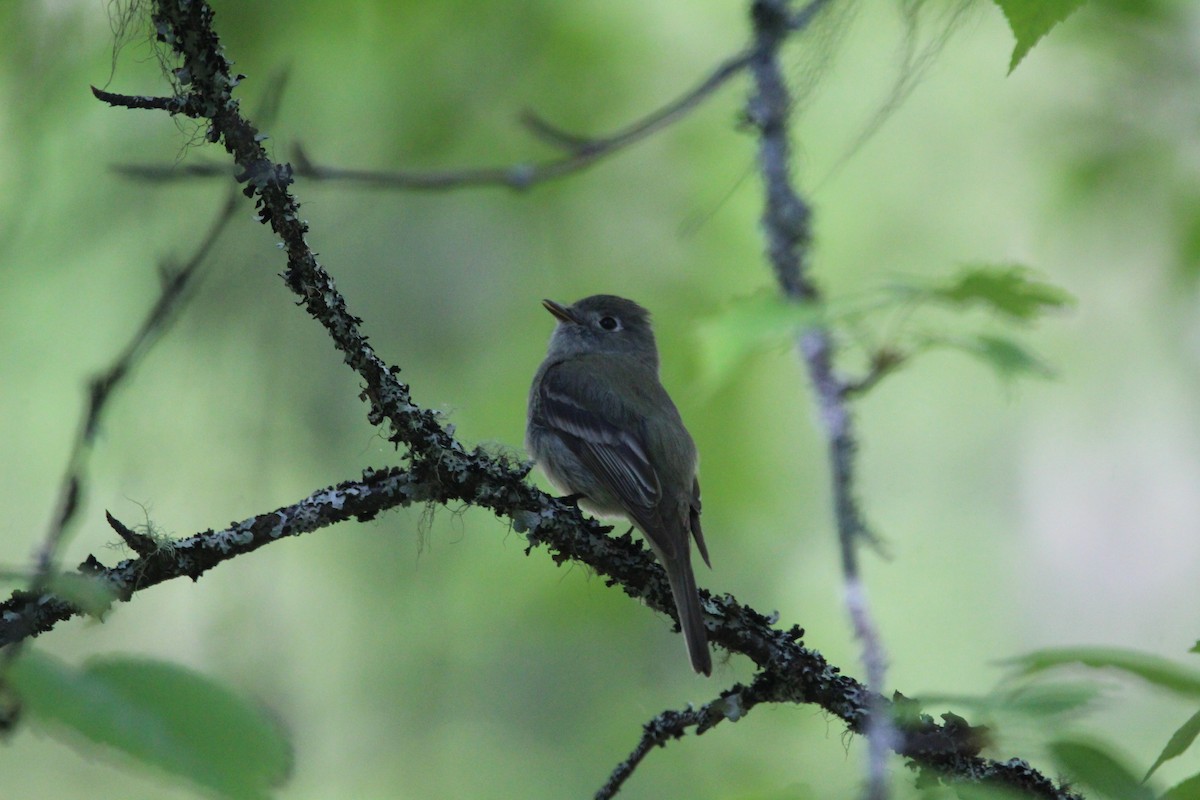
[{"x1": 1, "y1": 0, "x2": 1199, "y2": 797}]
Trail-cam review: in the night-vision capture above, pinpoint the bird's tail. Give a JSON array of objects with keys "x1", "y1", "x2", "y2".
[{"x1": 664, "y1": 554, "x2": 712, "y2": 677}]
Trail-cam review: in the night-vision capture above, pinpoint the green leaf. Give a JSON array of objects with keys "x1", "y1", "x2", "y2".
[
  {"x1": 694, "y1": 291, "x2": 823, "y2": 393},
  {"x1": 1192, "y1": 641, "x2": 1200, "y2": 655},
  {"x1": 933, "y1": 334, "x2": 1054, "y2": 382},
  {"x1": 1005, "y1": 647, "x2": 1200, "y2": 696},
  {"x1": 992, "y1": 0, "x2": 1090, "y2": 73},
  {"x1": 1175, "y1": 200, "x2": 1200, "y2": 283},
  {"x1": 916, "y1": 682, "x2": 1100, "y2": 719},
  {"x1": 1049, "y1": 739, "x2": 1155, "y2": 799},
  {"x1": 999, "y1": 681, "x2": 1102, "y2": 716},
  {"x1": 1145, "y1": 708, "x2": 1200, "y2": 782},
  {"x1": 9, "y1": 650, "x2": 292, "y2": 799},
  {"x1": 925, "y1": 265, "x2": 1073, "y2": 322},
  {"x1": 1163, "y1": 772, "x2": 1200, "y2": 800},
  {"x1": 46, "y1": 572, "x2": 118, "y2": 617}
]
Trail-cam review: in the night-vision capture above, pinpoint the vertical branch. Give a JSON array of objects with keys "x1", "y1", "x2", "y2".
[
  {"x1": 747, "y1": 1, "x2": 817, "y2": 301},
  {"x1": 746, "y1": 1, "x2": 895, "y2": 798}
]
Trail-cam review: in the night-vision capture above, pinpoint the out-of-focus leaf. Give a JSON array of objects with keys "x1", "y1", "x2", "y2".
[
  {"x1": 1049, "y1": 739, "x2": 1154, "y2": 800},
  {"x1": 1001, "y1": 681, "x2": 1103, "y2": 717},
  {"x1": 1145, "y1": 708, "x2": 1200, "y2": 782},
  {"x1": 1006, "y1": 647, "x2": 1200, "y2": 696},
  {"x1": 1191, "y1": 641, "x2": 1200, "y2": 655},
  {"x1": 46, "y1": 572, "x2": 118, "y2": 617},
  {"x1": 1176, "y1": 200, "x2": 1200, "y2": 282},
  {"x1": 932, "y1": 334, "x2": 1054, "y2": 382},
  {"x1": 9, "y1": 650, "x2": 292, "y2": 800},
  {"x1": 916, "y1": 682, "x2": 1100, "y2": 719},
  {"x1": 924, "y1": 265, "x2": 1073, "y2": 321},
  {"x1": 933, "y1": 784, "x2": 1030, "y2": 800},
  {"x1": 694, "y1": 292, "x2": 823, "y2": 393},
  {"x1": 992, "y1": 0, "x2": 1090, "y2": 73},
  {"x1": 1163, "y1": 772, "x2": 1200, "y2": 800}
]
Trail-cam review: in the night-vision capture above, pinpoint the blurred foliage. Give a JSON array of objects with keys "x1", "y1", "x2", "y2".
[
  {"x1": 696, "y1": 266, "x2": 1070, "y2": 395},
  {"x1": 1055, "y1": 0, "x2": 1200, "y2": 283},
  {"x1": 1048, "y1": 739, "x2": 1155, "y2": 800},
  {"x1": 2, "y1": 0, "x2": 1199, "y2": 798},
  {"x1": 9, "y1": 651, "x2": 292, "y2": 799},
  {"x1": 1002, "y1": 646, "x2": 1200, "y2": 796}
]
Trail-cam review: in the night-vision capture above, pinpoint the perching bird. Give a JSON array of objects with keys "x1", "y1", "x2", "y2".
[{"x1": 526, "y1": 295, "x2": 712, "y2": 675}]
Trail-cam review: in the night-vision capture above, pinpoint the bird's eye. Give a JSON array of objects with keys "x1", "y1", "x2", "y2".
[{"x1": 598, "y1": 316, "x2": 619, "y2": 331}]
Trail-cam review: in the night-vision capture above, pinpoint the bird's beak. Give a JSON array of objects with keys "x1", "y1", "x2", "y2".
[{"x1": 542, "y1": 299, "x2": 581, "y2": 325}]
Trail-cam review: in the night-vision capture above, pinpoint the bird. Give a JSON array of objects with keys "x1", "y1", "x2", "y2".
[{"x1": 526, "y1": 294, "x2": 712, "y2": 675}]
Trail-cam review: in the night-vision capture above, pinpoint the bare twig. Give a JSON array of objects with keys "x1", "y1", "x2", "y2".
[
  {"x1": 0, "y1": 68, "x2": 291, "y2": 699},
  {"x1": 595, "y1": 695, "x2": 722, "y2": 799},
  {"x1": 0, "y1": 187, "x2": 235, "y2": 727},
  {"x1": 17, "y1": 63, "x2": 295, "y2": 621},
  {"x1": 91, "y1": 86, "x2": 191, "y2": 113},
  {"x1": 112, "y1": 49, "x2": 753, "y2": 192},
  {"x1": 22, "y1": 189, "x2": 236, "y2": 600}
]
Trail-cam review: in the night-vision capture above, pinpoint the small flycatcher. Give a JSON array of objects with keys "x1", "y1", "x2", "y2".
[{"x1": 527, "y1": 295, "x2": 712, "y2": 675}]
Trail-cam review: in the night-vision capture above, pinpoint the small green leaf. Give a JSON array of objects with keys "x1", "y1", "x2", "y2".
[
  {"x1": 1050, "y1": 739, "x2": 1154, "y2": 799},
  {"x1": 1145, "y1": 708, "x2": 1200, "y2": 782},
  {"x1": 932, "y1": 334, "x2": 1054, "y2": 382},
  {"x1": 1192, "y1": 641, "x2": 1200, "y2": 655},
  {"x1": 9, "y1": 651, "x2": 292, "y2": 799},
  {"x1": 1006, "y1": 647, "x2": 1200, "y2": 697},
  {"x1": 694, "y1": 291, "x2": 823, "y2": 392},
  {"x1": 1163, "y1": 772, "x2": 1200, "y2": 800},
  {"x1": 926, "y1": 265, "x2": 1073, "y2": 322},
  {"x1": 992, "y1": 0, "x2": 1090, "y2": 73}
]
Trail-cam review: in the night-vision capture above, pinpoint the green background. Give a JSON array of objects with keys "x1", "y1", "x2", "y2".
[{"x1": 2, "y1": 1, "x2": 1198, "y2": 797}]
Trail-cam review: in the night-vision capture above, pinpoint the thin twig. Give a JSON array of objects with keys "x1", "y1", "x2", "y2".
[
  {"x1": 91, "y1": 86, "x2": 191, "y2": 113},
  {"x1": 111, "y1": 49, "x2": 753, "y2": 191},
  {"x1": 0, "y1": 188, "x2": 235, "y2": 727},
  {"x1": 595, "y1": 700, "x2": 718, "y2": 799},
  {"x1": 25, "y1": 190, "x2": 236, "y2": 598},
  {"x1": 0, "y1": 68, "x2": 291, "y2": 693}
]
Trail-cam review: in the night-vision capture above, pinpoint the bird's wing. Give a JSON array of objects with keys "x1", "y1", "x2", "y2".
[
  {"x1": 690, "y1": 476, "x2": 710, "y2": 568},
  {"x1": 537, "y1": 364, "x2": 660, "y2": 511}
]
